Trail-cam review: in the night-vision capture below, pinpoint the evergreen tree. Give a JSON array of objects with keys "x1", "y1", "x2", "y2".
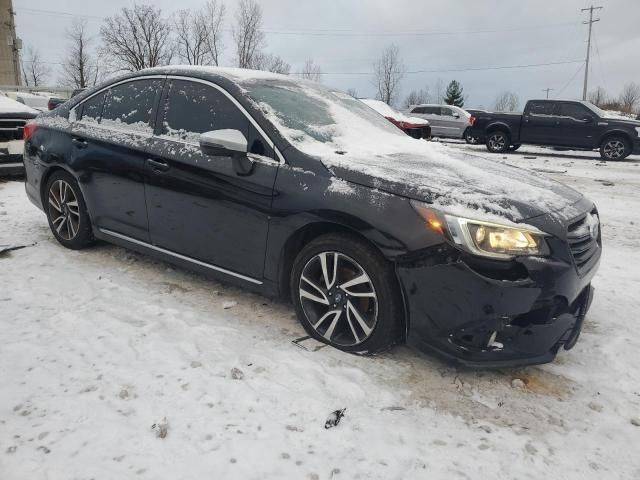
[{"x1": 444, "y1": 80, "x2": 465, "y2": 107}]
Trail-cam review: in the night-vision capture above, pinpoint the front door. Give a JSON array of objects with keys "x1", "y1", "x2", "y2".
[
  {"x1": 556, "y1": 102, "x2": 599, "y2": 148},
  {"x1": 70, "y1": 78, "x2": 164, "y2": 242},
  {"x1": 144, "y1": 78, "x2": 279, "y2": 280}
]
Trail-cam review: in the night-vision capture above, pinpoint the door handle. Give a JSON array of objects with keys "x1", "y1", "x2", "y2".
[
  {"x1": 71, "y1": 137, "x2": 88, "y2": 149},
  {"x1": 146, "y1": 158, "x2": 170, "y2": 172}
]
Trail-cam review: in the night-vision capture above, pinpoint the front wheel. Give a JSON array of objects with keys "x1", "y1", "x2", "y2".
[
  {"x1": 290, "y1": 233, "x2": 403, "y2": 354},
  {"x1": 486, "y1": 131, "x2": 510, "y2": 153},
  {"x1": 600, "y1": 136, "x2": 630, "y2": 160},
  {"x1": 45, "y1": 170, "x2": 93, "y2": 249}
]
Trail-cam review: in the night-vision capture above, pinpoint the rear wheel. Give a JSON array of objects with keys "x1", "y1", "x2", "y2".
[
  {"x1": 464, "y1": 128, "x2": 477, "y2": 144},
  {"x1": 45, "y1": 170, "x2": 93, "y2": 249},
  {"x1": 290, "y1": 233, "x2": 403, "y2": 354},
  {"x1": 600, "y1": 136, "x2": 630, "y2": 160},
  {"x1": 486, "y1": 131, "x2": 510, "y2": 153}
]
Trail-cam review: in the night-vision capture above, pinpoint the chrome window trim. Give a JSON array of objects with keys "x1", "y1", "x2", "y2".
[
  {"x1": 69, "y1": 73, "x2": 286, "y2": 165},
  {"x1": 162, "y1": 75, "x2": 284, "y2": 164},
  {"x1": 98, "y1": 228, "x2": 263, "y2": 285}
]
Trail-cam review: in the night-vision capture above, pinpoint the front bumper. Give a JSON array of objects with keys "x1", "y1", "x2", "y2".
[{"x1": 397, "y1": 240, "x2": 599, "y2": 368}]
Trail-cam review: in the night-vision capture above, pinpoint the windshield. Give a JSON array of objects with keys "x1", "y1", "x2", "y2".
[{"x1": 240, "y1": 79, "x2": 411, "y2": 157}]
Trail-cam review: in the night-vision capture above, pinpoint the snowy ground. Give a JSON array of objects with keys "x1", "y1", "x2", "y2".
[{"x1": 1, "y1": 144, "x2": 639, "y2": 479}]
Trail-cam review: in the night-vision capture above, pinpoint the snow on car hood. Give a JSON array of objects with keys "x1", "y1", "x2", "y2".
[
  {"x1": 239, "y1": 78, "x2": 583, "y2": 224},
  {"x1": 0, "y1": 94, "x2": 39, "y2": 116},
  {"x1": 323, "y1": 144, "x2": 584, "y2": 223}
]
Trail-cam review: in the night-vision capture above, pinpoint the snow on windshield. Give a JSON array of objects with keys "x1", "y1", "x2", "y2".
[{"x1": 240, "y1": 78, "x2": 584, "y2": 222}]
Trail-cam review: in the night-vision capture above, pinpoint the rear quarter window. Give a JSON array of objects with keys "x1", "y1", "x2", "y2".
[{"x1": 78, "y1": 91, "x2": 107, "y2": 123}]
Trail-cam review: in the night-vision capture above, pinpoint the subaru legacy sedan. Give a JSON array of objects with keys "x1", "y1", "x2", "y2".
[{"x1": 23, "y1": 66, "x2": 600, "y2": 367}]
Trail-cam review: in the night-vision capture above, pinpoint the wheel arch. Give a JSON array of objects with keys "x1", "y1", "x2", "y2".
[
  {"x1": 598, "y1": 129, "x2": 633, "y2": 147},
  {"x1": 485, "y1": 122, "x2": 512, "y2": 138},
  {"x1": 39, "y1": 164, "x2": 77, "y2": 207}
]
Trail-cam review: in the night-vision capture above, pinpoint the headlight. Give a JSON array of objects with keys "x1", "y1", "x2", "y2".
[{"x1": 411, "y1": 201, "x2": 549, "y2": 259}]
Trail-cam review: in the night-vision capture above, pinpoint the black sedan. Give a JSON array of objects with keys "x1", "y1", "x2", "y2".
[{"x1": 23, "y1": 66, "x2": 600, "y2": 367}]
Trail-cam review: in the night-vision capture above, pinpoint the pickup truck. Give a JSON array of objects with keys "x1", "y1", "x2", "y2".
[{"x1": 467, "y1": 99, "x2": 640, "y2": 160}]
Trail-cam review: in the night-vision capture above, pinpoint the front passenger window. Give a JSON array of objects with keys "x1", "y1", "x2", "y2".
[{"x1": 161, "y1": 80, "x2": 248, "y2": 144}]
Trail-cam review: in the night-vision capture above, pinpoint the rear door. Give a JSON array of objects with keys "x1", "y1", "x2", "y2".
[
  {"x1": 556, "y1": 102, "x2": 599, "y2": 148},
  {"x1": 144, "y1": 78, "x2": 279, "y2": 280},
  {"x1": 70, "y1": 77, "x2": 164, "y2": 241},
  {"x1": 520, "y1": 101, "x2": 558, "y2": 144},
  {"x1": 439, "y1": 107, "x2": 465, "y2": 138}
]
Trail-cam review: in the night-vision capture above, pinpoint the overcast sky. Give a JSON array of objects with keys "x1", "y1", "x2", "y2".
[{"x1": 14, "y1": 0, "x2": 640, "y2": 109}]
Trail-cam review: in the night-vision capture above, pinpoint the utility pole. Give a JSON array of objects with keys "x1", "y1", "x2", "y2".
[
  {"x1": 581, "y1": 5, "x2": 602, "y2": 101},
  {"x1": 542, "y1": 88, "x2": 554, "y2": 99}
]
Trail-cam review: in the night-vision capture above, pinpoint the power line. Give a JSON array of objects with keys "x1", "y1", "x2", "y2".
[
  {"x1": 556, "y1": 63, "x2": 585, "y2": 97},
  {"x1": 16, "y1": 7, "x2": 581, "y2": 38}
]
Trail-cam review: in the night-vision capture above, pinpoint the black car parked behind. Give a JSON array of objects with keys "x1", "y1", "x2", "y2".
[{"x1": 23, "y1": 67, "x2": 601, "y2": 367}]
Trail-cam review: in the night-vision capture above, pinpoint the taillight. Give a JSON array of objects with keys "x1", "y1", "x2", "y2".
[
  {"x1": 23, "y1": 121, "x2": 37, "y2": 142},
  {"x1": 470, "y1": 116, "x2": 476, "y2": 126},
  {"x1": 48, "y1": 99, "x2": 54, "y2": 110}
]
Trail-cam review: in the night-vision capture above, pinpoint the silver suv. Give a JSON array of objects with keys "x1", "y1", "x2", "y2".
[{"x1": 405, "y1": 104, "x2": 471, "y2": 139}]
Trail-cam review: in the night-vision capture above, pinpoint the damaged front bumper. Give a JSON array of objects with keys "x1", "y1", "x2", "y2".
[{"x1": 397, "y1": 241, "x2": 599, "y2": 368}]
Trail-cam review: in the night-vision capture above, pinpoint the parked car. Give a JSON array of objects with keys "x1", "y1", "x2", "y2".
[
  {"x1": 8, "y1": 91, "x2": 49, "y2": 112},
  {"x1": 405, "y1": 104, "x2": 472, "y2": 140},
  {"x1": 463, "y1": 109, "x2": 492, "y2": 143},
  {"x1": 48, "y1": 97, "x2": 67, "y2": 110},
  {"x1": 360, "y1": 98, "x2": 431, "y2": 139},
  {"x1": 0, "y1": 95, "x2": 38, "y2": 176},
  {"x1": 468, "y1": 99, "x2": 640, "y2": 160},
  {"x1": 24, "y1": 66, "x2": 600, "y2": 367}
]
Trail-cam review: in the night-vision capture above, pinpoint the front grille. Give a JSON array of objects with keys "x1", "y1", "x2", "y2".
[
  {"x1": 567, "y1": 209, "x2": 601, "y2": 274},
  {"x1": 0, "y1": 118, "x2": 27, "y2": 130}
]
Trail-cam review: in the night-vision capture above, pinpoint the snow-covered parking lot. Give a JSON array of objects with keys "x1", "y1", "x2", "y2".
[{"x1": 1, "y1": 144, "x2": 639, "y2": 479}]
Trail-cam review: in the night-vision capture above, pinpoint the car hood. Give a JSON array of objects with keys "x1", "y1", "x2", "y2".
[{"x1": 322, "y1": 145, "x2": 584, "y2": 223}]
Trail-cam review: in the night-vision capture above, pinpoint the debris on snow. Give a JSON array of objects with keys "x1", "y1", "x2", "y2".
[
  {"x1": 190, "y1": 360, "x2": 202, "y2": 368},
  {"x1": 222, "y1": 301, "x2": 237, "y2": 309},
  {"x1": 151, "y1": 418, "x2": 169, "y2": 439},
  {"x1": 230, "y1": 367, "x2": 244, "y2": 380},
  {"x1": 292, "y1": 335, "x2": 327, "y2": 352},
  {"x1": 511, "y1": 379, "x2": 526, "y2": 389},
  {"x1": 324, "y1": 408, "x2": 346, "y2": 429},
  {"x1": 631, "y1": 418, "x2": 640, "y2": 427}
]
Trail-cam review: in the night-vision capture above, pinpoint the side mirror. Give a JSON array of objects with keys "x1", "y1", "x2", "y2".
[
  {"x1": 453, "y1": 112, "x2": 460, "y2": 118},
  {"x1": 582, "y1": 116, "x2": 594, "y2": 123},
  {"x1": 200, "y1": 129, "x2": 248, "y2": 157}
]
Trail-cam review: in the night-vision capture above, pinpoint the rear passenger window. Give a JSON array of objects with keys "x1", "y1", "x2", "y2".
[
  {"x1": 528, "y1": 102, "x2": 555, "y2": 116},
  {"x1": 78, "y1": 91, "x2": 106, "y2": 123},
  {"x1": 161, "y1": 80, "x2": 248, "y2": 144},
  {"x1": 102, "y1": 79, "x2": 162, "y2": 133},
  {"x1": 441, "y1": 107, "x2": 454, "y2": 116}
]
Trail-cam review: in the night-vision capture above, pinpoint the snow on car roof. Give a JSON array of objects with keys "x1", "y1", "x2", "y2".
[
  {"x1": 147, "y1": 65, "x2": 290, "y2": 82},
  {"x1": 0, "y1": 94, "x2": 39, "y2": 115}
]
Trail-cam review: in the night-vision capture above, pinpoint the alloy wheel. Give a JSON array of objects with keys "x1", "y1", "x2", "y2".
[
  {"x1": 488, "y1": 133, "x2": 506, "y2": 151},
  {"x1": 48, "y1": 179, "x2": 80, "y2": 241},
  {"x1": 298, "y1": 251, "x2": 378, "y2": 347},
  {"x1": 603, "y1": 140, "x2": 625, "y2": 159}
]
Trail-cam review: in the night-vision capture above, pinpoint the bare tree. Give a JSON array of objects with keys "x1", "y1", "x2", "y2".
[
  {"x1": 61, "y1": 19, "x2": 100, "y2": 88},
  {"x1": 100, "y1": 4, "x2": 173, "y2": 72},
  {"x1": 404, "y1": 88, "x2": 431, "y2": 108},
  {"x1": 173, "y1": 9, "x2": 208, "y2": 65},
  {"x1": 300, "y1": 58, "x2": 322, "y2": 82},
  {"x1": 233, "y1": 0, "x2": 265, "y2": 68},
  {"x1": 493, "y1": 90, "x2": 520, "y2": 112},
  {"x1": 346, "y1": 88, "x2": 358, "y2": 98},
  {"x1": 619, "y1": 82, "x2": 640, "y2": 114},
  {"x1": 21, "y1": 46, "x2": 50, "y2": 87},
  {"x1": 254, "y1": 53, "x2": 290, "y2": 74},
  {"x1": 201, "y1": 0, "x2": 226, "y2": 66},
  {"x1": 588, "y1": 86, "x2": 608, "y2": 107},
  {"x1": 372, "y1": 44, "x2": 405, "y2": 106}
]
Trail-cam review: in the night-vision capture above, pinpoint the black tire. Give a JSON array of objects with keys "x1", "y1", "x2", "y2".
[
  {"x1": 44, "y1": 170, "x2": 93, "y2": 249},
  {"x1": 508, "y1": 144, "x2": 521, "y2": 151},
  {"x1": 486, "y1": 131, "x2": 510, "y2": 153},
  {"x1": 463, "y1": 128, "x2": 476, "y2": 144},
  {"x1": 290, "y1": 233, "x2": 403, "y2": 354},
  {"x1": 600, "y1": 136, "x2": 631, "y2": 161}
]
